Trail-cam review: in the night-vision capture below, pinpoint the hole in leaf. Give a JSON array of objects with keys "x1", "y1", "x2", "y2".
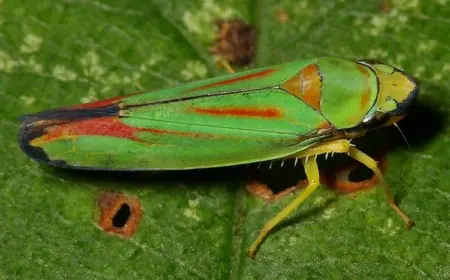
[
  {"x1": 112, "y1": 203, "x2": 131, "y2": 228},
  {"x1": 97, "y1": 192, "x2": 141, "y2": 238}
]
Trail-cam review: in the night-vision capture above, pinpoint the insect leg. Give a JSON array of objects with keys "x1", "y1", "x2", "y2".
[
  {"x1": 287, "y1": 139, "x2": 351, "y2": 159},
  {"x1": 247, "y1": 157, "x2": 320, "y2": 258},
  {"x1": 217, "y1": 60, "x2": 236, "y2": 74},
  {"x1": 348, "y1": 146, "x2": 415, "y2": 229}
]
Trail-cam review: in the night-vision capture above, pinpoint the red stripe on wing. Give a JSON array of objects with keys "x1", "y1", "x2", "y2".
[
  {"x1": 192, "y1": 107, "x2": 282, "y2": 118},
  {"x1": 32, "y1": 117, "x2": 214, "y2": 145}
]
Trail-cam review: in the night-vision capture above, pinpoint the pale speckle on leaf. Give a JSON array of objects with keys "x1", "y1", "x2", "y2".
[
  {"x1": 106, "y1": 72, "x2": 121, "y2": 84},
  {"x1": 368, "y1": 48, "x2": 388, "y2": 59},
  {"x1": 188, "y1": 198, "x2": 200, "y2": 208},
  {"x1": 183, "y1": 209, "x2": 201, "y2": 221},
  {"x1": 53, "y1": 65, "x2": 78, "y2": 82},
  {"x1": 0, "y1": 50, "x2": 15, "y2": 73},
  {"x1": 322, "y1": 207, "x2": 336, "y2": 220},
  {"x1": 431, "y1": 72, "x2": 442, "y2": 82},
  {"x1": 442, "y1": 63, "x2": 450, "y2": 73},
  {"x1": 394, "y1": 54, "x2": 407, "y2": 65},
  {"x1": 121, "y1": 72, "x2": 142, "y2": 89},
  {"x1": 293, "y1": 0, "x2": 309, "y2": 15},
  {"x1": 417, "y1": 41, "x2": 438, "y2": 54},
  {"x1": 180, "y1": 60, "x2": 208, "y2": 81},
  {"x1": 131, "y1": 72, "x2": 142, "y2": 87},
  {"x1": 313, "y1": 196, "x2": 326, "y2": 206},
  {"x1": 20, "y1": 57, "x2": 44, "y2": 74},
  {"x1": 417, "y1": 153, "x2": 433, "y2": 159},
  {"x1": 288, "y1": 236, "x2": 297, "y2": 245},
  {"x1": 20, "y1": 95, "x2": 36, "y2": 106},
  {"x1": 397, "y1": 14, "x2": 409, "y2": 24},
  {"x1": 184, "y1": 198, "x2": 201, "y2": 221},
  {"x1": 414, "y1": 65, "x2": 426, "y2": 77},
  {"x1": 183, "y1": 12, "x2": 202, "y2": 35},
  {"x1": 140, "y1": 54, "x2": 165, "y2": 72},
  {"x1": 378, "y1": 218, "x2": 400, "y2": 236},
  {"x1": 353, "y1": 18, "x2": 364, "y2": 26},
  {"x1": 20, "y1": 34, "x2": 43, "y2": 53},
  {"x1": 360, "y1": 6, "x2": 414, "y2": 37},
  {"x1": 182, "y1": 0, "x2": 237, "y2": 40},
  {"x1": 122, "y1": 76, "x2": 132, "y2": 84},
  {"x1": 392, "y1": 0, "x2": 420, "y2": 10},
  {"x1": 318, "y1": 5, "x2": 330, "y2": 14},
  {"x1": 352, "y1": 33, "x2": 362, "y2": 42},
  {"x1": 80, "y1": 88, "x2": 98, "y2": 103},
  {"x1": 80, "y1": 50, "x2": 105, "y2": 80},
  {"x1": 100, "y1": 86, "x2": 112, "y2": 94},
  {"x1": 369, "y1": 15, "x2": 388, "y2": 36}
]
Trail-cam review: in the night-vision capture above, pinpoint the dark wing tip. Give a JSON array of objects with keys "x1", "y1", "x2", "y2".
[
  {"x1": 18, "y1": 104, "x2": 121, "y2": 168},
  {"x1": 18, "y1": 114, "x2": 55, "y2": 165}
]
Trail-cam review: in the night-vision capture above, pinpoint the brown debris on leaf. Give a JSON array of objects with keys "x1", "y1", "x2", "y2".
[
  {"x1": 209, "y1": 19, "x2": 257, "y2": 67},
  {"x1": 97, "y1": 191, "x2": 142, "y2": 238},
  {"x1": 379, "y1": 0, "x2": 392, "y2": 13}
]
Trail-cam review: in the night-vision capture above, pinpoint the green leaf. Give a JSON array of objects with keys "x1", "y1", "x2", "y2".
[{"x1": 1, "y1": 0, "x2": 449, "y2": 279}]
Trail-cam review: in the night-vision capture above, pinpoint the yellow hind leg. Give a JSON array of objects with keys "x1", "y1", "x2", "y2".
[
  {"x1": 217, "y1": 60, "x2": 236, "y2": 73},
  {"x1": 246, "y1": 139, "x2": 415, "y2": 258},
  {"x1": 247, "y1": 156, "x2": 320, "y2": 258},
  {"x1": 348, "y1": 146, "x2": 415, "y2": 229},
  {"x1": 247, "y1": 139, "x2": 352, "y2": 258}
]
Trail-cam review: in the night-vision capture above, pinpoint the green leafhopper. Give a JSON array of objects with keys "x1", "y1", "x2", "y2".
[{"x1": 18, "y1": 57, "x2": 418, "y2": 257}]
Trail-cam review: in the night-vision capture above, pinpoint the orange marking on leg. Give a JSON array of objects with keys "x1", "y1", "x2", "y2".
[{"x1": 282, "y1": 64, "x2": 322, "y2": 110}]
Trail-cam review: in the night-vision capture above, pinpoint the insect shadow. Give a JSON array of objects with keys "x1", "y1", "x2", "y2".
[
  {"x1": 388, "y1": 99, "x2": 446, "y2": 149},
  {"x1": 43, "y1": 162, "x2": 248, "y2": 194}
]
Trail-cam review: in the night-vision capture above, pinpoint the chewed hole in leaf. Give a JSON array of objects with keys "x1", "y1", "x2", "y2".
[
  {"x1": 112, "y1": 203, "x2": 131, "y2": 228},
  {"x1": 97, "y1": 192, "x2": 142, "y2": 238}
]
